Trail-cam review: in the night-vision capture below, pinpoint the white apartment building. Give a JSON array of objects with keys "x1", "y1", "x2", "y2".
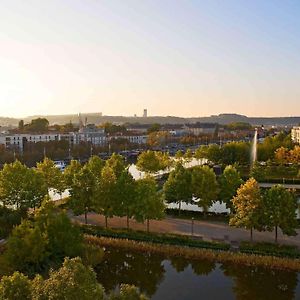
[
  {"x1": 110, "y1": 135, "x2": 147, "y2": 145},
  {"x1": 0, "y1": 128, "x2": 107, "y2": 151},
  {"x1": 0, "y1": 133, "x2": 60, "y2": 151},
  {"x1": 291, "y1": 126, "x2": 300, "y2": 144}
]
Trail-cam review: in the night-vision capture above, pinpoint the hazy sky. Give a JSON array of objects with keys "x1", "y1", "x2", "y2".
[{"x1": 0, "y1": 0, "x2": 299, "y2": 118}]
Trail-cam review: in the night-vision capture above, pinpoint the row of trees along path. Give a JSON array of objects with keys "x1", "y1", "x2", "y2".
[{"x1": 0, "y1": 150, "x2": 298, "y2": 242}]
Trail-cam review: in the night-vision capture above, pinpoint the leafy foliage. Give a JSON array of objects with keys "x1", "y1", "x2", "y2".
[
  {"x1": 191, "y1": 166, "x2": 218, "y2": 212},
  {"x1": 219, "y1": 165, "x2": 243, "y2": 211},
  {"x1": 230, "y1": 178, "x2": 263, "y2": 239},
  {"x1": 263, "y1": 185, "x2": 298, "y2": 242},
  {"x1": 164, "y1": 163, "x2": 192, "y2": 210}
]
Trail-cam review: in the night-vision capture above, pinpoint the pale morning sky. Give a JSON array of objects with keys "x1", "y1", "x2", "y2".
[{"x1": 0, "y1": 0, "x2": 299, "y2": 118}]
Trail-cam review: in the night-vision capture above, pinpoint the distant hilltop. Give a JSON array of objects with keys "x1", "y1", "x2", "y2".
[{"x1": 0, "y1": 113, "x2": 300, "y2": 127}]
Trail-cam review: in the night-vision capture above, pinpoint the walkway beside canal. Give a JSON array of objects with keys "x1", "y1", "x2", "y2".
[{"x1": 72, "y1": 213, "x2": 300, "y2": 248}]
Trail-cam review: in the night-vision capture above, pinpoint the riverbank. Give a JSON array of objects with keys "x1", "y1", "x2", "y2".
[{"x1": 85, "y1": 235, "x2": 300, "y2": 272}]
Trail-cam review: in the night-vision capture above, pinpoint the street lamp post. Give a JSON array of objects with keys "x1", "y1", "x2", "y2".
[{"x1": 191, "y1": 217, "x2": 194, "y2": 236}]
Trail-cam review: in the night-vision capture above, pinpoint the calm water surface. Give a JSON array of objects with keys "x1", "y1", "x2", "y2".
[{"x1": 95, "y1": 247, "x2": 300, "y2": 300}]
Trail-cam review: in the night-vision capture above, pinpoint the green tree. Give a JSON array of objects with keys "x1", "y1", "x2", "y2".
[
  {"x1": 86, "y1": 155, "x2": 105, "y2": 180},
  {"x1": 0, "y1": 161, "x2": 47, "y2": 209},
  {"x1": 263, "y1": 185, "x2": 298, "y2": 243},
  {"x1": 249, "y1": 162, "x2": 266, "y2": 182},
  {"x1": 147, "y1": 123, "x2": 161, "y2": 134},
  {"x1": 97, "y1": 165, "x2": 117, "y2": 228},
  {"x1": 164, "y1": 163, "x2": 192, "y2": 214},
  {"x1": 221, "y1": 142, "x2": 250, "y2": 165},
  {"x1": 0, "y1": 207, "x2": 26, "y2": 238},
  {"x1": 191, "y1": 166, "x2": 218, "y2": 213},
  {"x1": 134, "y1": 177, "x2": 165, "y2": 232},
  {"x1": 63, "y1": 160, "x2": 82, "y2": 186},
  {"x1": 0, "y1": 272, "x2": 32, "y2": 300},
  {"x1": 137, "y1": 151, "x2": 170, "y2": 174},
  {"x1": 204, "y1": 144, "x2": 222, "y2": 164},
  {"x1": 219, "y1": 165, "x2": 243, "y2": 211},
  {"x1": 115, "y1": 170, "x2": 137, "y2": 229},
  {"x1": 18, "y1": 120, "x2": 24, "y2": 131},
  {"x1": 36, "y1": 157, "x2": 63, "y2": 192},
  {"x1": 230, "y1": 178, "x2": 263, "y2": 242},
  {"x1": 27, "y1": 118, "x2": 49, "y2": 133},
  {"x1": 175, "y1": 150, "x2": 184, "y2": 161},
  {"x1": 23, "y1": 168, "x2": 47, "y2": 209},
  {"x1": 195, "y1": 145, "x2": 209, "y2": 161},
  {"x1": 106, "y1": 153, "x2": 126, "y2": 178},
  {"x1": 4, "y1": 220, "x2": 49, "y2": 272},
  {"x1": 109, "y1": 284, "x2": 148, "y2": 300},
  {"x1": 32, "y1": 257, "x2": 104, "y2": 300},
  {"x1": 69, "y1": 165, "x2": 97, "y2": 224},
  {"x1": 34, "y1": 202, "x2": 83, "y2": 260},
  {"x1": 184, "y1": 149, "x2": 193, "y2": 163}
]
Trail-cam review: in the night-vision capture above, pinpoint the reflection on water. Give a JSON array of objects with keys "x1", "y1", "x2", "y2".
[{"x1": 96, "y1": 247, "x2": 300, "y2": 300}]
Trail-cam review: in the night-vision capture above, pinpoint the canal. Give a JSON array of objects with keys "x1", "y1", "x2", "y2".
[{"x1": 95, "y1": 246, "x2": 300, "y2": 300}]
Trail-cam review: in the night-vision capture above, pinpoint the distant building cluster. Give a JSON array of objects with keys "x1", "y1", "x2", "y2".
[
  {"x1": 0, "y1": 125, "x2": 148, "y2": 151},
  {"x1": 291, "y1": 126, "x2": 300, "y2": 144},
  {"x1": 1, "y1": 115, "x2": 284, "y2": 153}
]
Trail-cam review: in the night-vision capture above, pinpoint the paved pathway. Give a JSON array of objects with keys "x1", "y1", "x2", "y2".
[{"x1": 72, "y1": 213, "x2": 300, "y2": 248}]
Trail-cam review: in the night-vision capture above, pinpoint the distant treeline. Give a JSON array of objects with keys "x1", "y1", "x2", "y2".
[{"x1": 1, "y1": 113, "x2": 300, "y2": 127}]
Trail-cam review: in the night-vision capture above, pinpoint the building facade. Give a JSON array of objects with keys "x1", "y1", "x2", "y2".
[{"x1": 291, "y1": 126, "x2": 300, "y2": 144}]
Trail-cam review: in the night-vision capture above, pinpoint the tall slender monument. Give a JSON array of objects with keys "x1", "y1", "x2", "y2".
[{"x1": 143, "y1": 109, "x2": 148, "y2": 118}]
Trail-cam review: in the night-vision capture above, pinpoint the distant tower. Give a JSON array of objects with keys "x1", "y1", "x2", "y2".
[
  {"x1": 78, "y1": 113, "x2": 84, "y2": 130},
  {"x1": 143, "y1": 109, "x2": 148, "y2": 118}
]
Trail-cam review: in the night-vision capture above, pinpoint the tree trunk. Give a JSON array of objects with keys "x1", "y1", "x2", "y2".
[
  {"x1": 275, "y1": 226, "x2": 278, "y2": 243},
  {"x1": 250, "y1": 227, "x2": 253, "y2": 242},
  {"x1": 147, "y1": 219, "x2": 150, "y2": 233},
  {"x1": 178, "y1": 201, "x2": 181, "y2": 216},
  {"x1": 84, "y1": 211, "x2": 88, "y2": 225},
  {"x1": 105, "y1": 216, "x2": 108, "y2": 229}
]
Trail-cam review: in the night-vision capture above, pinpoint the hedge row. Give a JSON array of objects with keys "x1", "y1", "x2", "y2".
[
  {"x1": 165, "y1": 208, "x2": 229, "y2": 222},
  {"x1": 81, "y1": 225, "x2": 300, "y2": 259},
  {"x1": 240, "y1": 242, "x2": 300, "y2": 259},
  {"x1": 81, "y1": 225, "x2": 230, "y2": 251}
]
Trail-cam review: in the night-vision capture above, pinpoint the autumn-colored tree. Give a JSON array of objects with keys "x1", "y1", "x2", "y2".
[
  {"x1": 230, "y1": 178, "x2": 263, "y2": 242},
  {"x1": 274, "y1": 147, "x2": 289, "y2": 164}
]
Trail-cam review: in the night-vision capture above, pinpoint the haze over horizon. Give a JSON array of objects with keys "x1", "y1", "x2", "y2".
[{"x1": 1, "y1": 0, "x2": 299, "y2": 118}]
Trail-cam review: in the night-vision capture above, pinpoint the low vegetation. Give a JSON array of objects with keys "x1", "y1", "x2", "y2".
[
  {"x1": 85, "y1": 235, "x2": 300, "y2": 272},
  {"x1": 81, "y1": 225, "x2": 230, "y2": 251}
]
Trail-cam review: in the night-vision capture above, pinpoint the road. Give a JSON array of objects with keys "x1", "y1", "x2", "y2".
[{"x1": 72, "y1": 213, "x2": 300, "y2": 248}]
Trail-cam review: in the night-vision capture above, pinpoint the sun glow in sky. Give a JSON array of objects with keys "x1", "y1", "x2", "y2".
[{"x1": 0, "y1": 0, "x2": 299, "y2": 118}]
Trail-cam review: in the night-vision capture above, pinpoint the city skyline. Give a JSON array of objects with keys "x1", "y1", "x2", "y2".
[{"x1": 1, "y1": 0, "x2": 300, "y2": 118}]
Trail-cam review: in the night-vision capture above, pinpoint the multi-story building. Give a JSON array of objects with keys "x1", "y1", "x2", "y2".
[
  {"x1": 291, "y1": 126, "x2": 300, "y2": 144},
  {"x1": 110, "y1": 134, "x2": 147, "y2": 145},
  {"x1": 0, "y1": 133, "x2": 60, "y2": 151},
  {"x1": 73, "y1": 124, "x2": 106, "y2": 146},
  {"x1": 183, "y1": 123, "x2": 217, "y2": 136}
]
